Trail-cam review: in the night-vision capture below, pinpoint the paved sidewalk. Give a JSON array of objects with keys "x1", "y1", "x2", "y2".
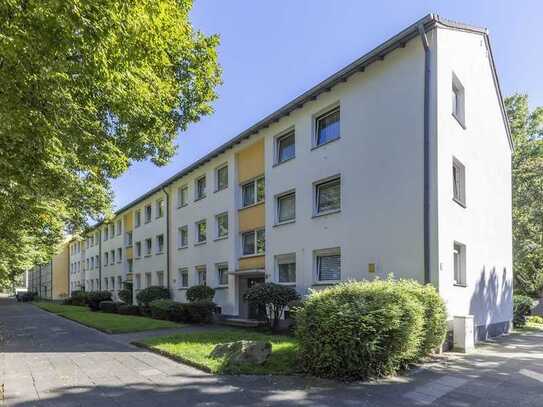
[{"x1": 1, "y1": 298, "x2": 543, "y2": 406}]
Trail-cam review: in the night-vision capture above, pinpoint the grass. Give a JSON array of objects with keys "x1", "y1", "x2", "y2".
[
  {"x1": 139, "y1": 328, "x2": 300, "y2": 375},
  {"x1": 34, "y1": 302, "x2": 182, "y2": 333}
]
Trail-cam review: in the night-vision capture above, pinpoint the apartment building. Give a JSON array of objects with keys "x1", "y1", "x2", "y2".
[
  {"x1": 28, "y1": 238, "x2": 70, "y2": 300},
  {"x1": 66, "y1": 14, "x2": 513, "y2": 341}
]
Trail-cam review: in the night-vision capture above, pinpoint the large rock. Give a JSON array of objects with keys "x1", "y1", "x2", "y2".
[{"x1": 210, "y1": 340, "x2": 271, "y2": 365}]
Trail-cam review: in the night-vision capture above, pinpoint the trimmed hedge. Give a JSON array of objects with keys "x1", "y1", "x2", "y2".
[
  {"x1": 513, "y1": 294, "x2": 533, "y2": 327},
  {"x1": 149, "y1": 299, "x2": 175, "y2": 320},
  {"x1": 148, "y1": 299, "x2": 215, "y2": 323},
  {"x1": 87, "y1": 291, "x2": 112, "y2": 311},
  {"x1": 63, "y1": 291, "x2": 89, "y2": 306},
  {"x1": 186, "y1": 285, "x2": 215, "y2": 303},
  {"x1": 117, "y1": 304, "x2": 141, "y2": 316},
  {"x1": 99, "y1": 301, "x2": 119, "y2": 313},
  {"x1": 136, "y1": 286, "x2": 170, "y2": 307},
  {"x1": 296, "y1": 280, "x2": 427, "y2": 379}
]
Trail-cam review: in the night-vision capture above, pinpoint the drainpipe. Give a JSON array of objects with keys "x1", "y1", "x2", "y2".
[
  {"x1": 50, "y1": 259, "x2": 53, "y2": 299},
  {"x1": 162, "y1": 187, "x2": 171, "y2": 291},
  {"x1": 98, "y1": 230, "x2": 102, "y2": 290},
  {"x1": 418, "y1": 23, "x2": 431, "y2": 285}
]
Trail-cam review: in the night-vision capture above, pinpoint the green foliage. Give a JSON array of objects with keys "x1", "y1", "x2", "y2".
[
  {"x1": 148, "y1": 298, "x2": 214, "y2": 323},
  {"x1": 149, "y1": 299, "x2": 176, "y2": 320},
  {"x1": 136, "y1": 286, "x2": 170, "y2": 307},
  {"x1": 505, "y1": 95, "x2": 543, "y2": 297},
  {"x1": 118, "y1": 282, "x2": 133, "y2": 304},
  {"x1": 63, "y1": 291, "x2": 89, "y2": 306},
  {"x1": 99, "y1": 300, "x2": 118, "y2": 313},
  {"x1": 513, "y1": 294, "x2": 533, "y2": 327},
  {"x1": 117, "y1": 304, "x2": 141, "y2": 316},
  {"x1": 527, "y1": 315, "x2": 543, "y2": 325},
  {"x1": 0, "y1": 0, "x2": 221, "y2": 280},
  {"x1": 186, "y1": 285, "x2": 215, "y2": 303},
  {"x1": 244, "y1": 283, "x2": 300, "y2": 331},
  {"x1": 295, "y1": 280, "x2": 425, "y2": 379},
  {"x1": 87, "y1": 291, "x2": 112, "y2": 311},
  {"x1": 183, "y1": 302, "x2": 215, "y2": 323},
  {"x1": 397, "y1": 280, "x2": 448, "y2": 355}
]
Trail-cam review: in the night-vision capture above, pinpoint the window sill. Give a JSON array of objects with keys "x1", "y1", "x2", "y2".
[
  {"x1": 214, "y1": 236, "x2": 229, "y2": 242},
  {"x1": 453, "y1": 197, "x2": 466, "y2": 208},
  {"x1": 215, "y1": 285, "x2": 229, "y2": 289},
  {"x1": 194, "y1": 195, "x2": 206, "y2": 202},
  {"x1": 311, "y1": 136, "x2": 340, "y2": 151},
  {"x1": 194, "y1": 241, "x2": 207, "y2": 247},
  {"x1": 312, "y1": 209, "x2": 341, "y2": 219},
  {"x1": 240, "y1": 253, "x2": 265, "y2": 259},
  {"x1": 272, "y1": 156, "x2": 296, "y2": 168},
  {"x1": 452, "y1": 113, "x2": 466, "y2": 129},
  {"x1": 312, "y1": 281, "x2": 340, "y2": 286},
  {"x1": 273, "y1": 219, "x2": 295, "y2": 228},
  {"x1": 177, "y1": 245, "x2": 188, "y2": 251},
  {"x1": 453, "y1": 283, "x2": 467, "y2": 288},
  {"x1": 144, "y1": 255, "x2": 152, "y2": 258},
  {"x1": 239, "y1": 201, "x2": 265, "y2": 211},
  {"x1": 277, "y1": 282, "x2": 296, "y2": 286}
]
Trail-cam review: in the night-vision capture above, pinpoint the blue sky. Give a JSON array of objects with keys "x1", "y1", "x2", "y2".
[{"x1": 111, "y1": 0, "x2": 543, "y2": 209}]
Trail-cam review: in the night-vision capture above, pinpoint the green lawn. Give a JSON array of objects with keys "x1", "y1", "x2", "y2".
[
  {"x1": 140, "y1": 329, "x2": 300, "y2": 375},
  {"x1": 34, "y1": 302, "x2": 182, "y2": 333}
]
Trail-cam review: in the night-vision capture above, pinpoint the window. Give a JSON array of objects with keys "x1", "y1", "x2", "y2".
[
  {"x1": 178, "y1": 226, "x2": 188, "y2": 248},
  {"x1": 144, "y1": 205, "x2": 152, "y2": 223},
  {"x1": 196, "y1": 266, "x2": 207, "y2": 285},
  {"x1": 454, "y1": 242, "x2": 467, "y2": 286},
  {"x1": 104, "y1": 227, "x2": 108, "y2": 241},
  {"x1": 157, "y1": 271, "x2": 164, "y2": 287},
  {"x1": 315, "y1": 248, "x2": 341, "y2": 282},
  {"x1": 135, "y1": 241, "x2": 142, "y2": 258},
  {"x1": 177, "y1": 186, "x2": 188, "y2": 208},
  {"x1": 86, "y1": 259, "x2": 89, "y2": 270},
  {"x1": 105, "y1": 278, "x2": 109, "y2": 290},
  {"x1": 117, "y1": 248, "x2": 122, "y2": 262},
  {"x1": 117, "y1": 276, "x2": 122, "y2": 290},
  {"x1": 196, "y1": 220, "x2": 207, "y2": 243},
  {"x1": 95, "y1": 255, "x2": 99, "y2": 268},
  {"x1": 241, "y1": 177, "x2": 265, "y2": 207},
  {"x1": 276, "y1": 254, "x2": 296, "y2": 284},
  {"x1": 145, "y1": 272, "x2": 152, "y2": 288},
  {"x1": 116, "y1": 220, "x2": 122, "y2": 236},
  {"x1": 104, "y1": 252, "x2": 109, "y2": 266},
  {"x1": 453, "y1": 158, "x2": 466, "y2": 206},
  {"x1": 217, "y1": 263, "x2": 229, "y2": 286},
  {"x1": 452, "y1": 73, "x2": 465, "y2": 127},
  {"x1": 156, "y1": 199, "x2": 164, "y2": 218},
  {"x1": 315, "y1": 107, "x2": 340, "y2": 146},
  {"x1": 127, "y1": 258, "x2": 133, "y2": 273},
  {"x1": 126, "y1": 231, "x2": 133, "y2": 247},
  {"x1": 156, "y1": 234, "x2": 164, "y2": 253},
  {"x1": 195, "y1": 176, "x2": 206, "y2": 200},
  {"x1": 216, "y1": 165, "x2": 228, "y2": 191},
  {"x1": 135, "y1": 274, "x2": 141, "y2": 290},
  {"x1": 145, "y1": 238, "x2": 152, "y2": 256},
  {"x1": 135, "y1": 210, "x2": 141, "y2": 227},
  {"x1": 110, "y1": 224, "x2": 115, "y2": 239},
  {"x1": 242, "y1": 229, "x2": 265, "y2": 256},
  {"x1": 276, "y1": 131, "x2": 295, "y2": 164},
  {"x1": 178, "y1": 268, "x2": 189, "y2": 288},
  {"x1": 216, "y1": 212, "x2": 228, "y2": 239},
  {"x1": 111, "y1": 277, "x2": 115, "y2": 291},
  {"x1": 90, "y1": 257, "x2": 94, "y2": 269},
  {"x1": 315, "y1": 177, "x2": 341, "y2": 214},
  {"x1": 277, "y1": 191, "x2": 295, "y2": 223},
  {"x1": 110, "y1": 250, "x2": 115, "y2": 264}
]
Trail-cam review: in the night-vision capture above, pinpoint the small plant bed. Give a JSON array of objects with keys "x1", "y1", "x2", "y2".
[
  {"x1": 518, "y1": 315, "x2": 543, "y2": 332},
  {"x1": 34, "y1": 302, "x2": 183, "y2": 333},
  {"x1": 138, "y1": 328, "x2": 299, "y2": 375}
]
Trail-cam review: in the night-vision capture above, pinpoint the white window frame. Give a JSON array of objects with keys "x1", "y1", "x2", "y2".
[
  {"x1": 178, "y1": 225, "x2": 188, "y2": 249},
  {"x1": 241, "y1": 229, "x2": 265, "y2": 257},
  {"x1": 216, "y1": 263, "x2": 229, "y2": 287},
  {"x1": 215, "y1": 212, "x2": 229, "y2": 239},
  {"x1": 195, "y1": 176, "x2": 207, "y2": 201},
  {"x1": 156, "y1": 270, "x2": 164, "y2": 287},
  {"x1": 314, "y1": 247, "x2": 341, "y2": 283},
  {"x1": 117, "y1": 248, "x2": 122, "y2": 263},
  {"x1": 274, "y1": 129, "x2": 296, "y2": 165},
  {"x1": 116, "y1": 220, "x2": 122, "y2": 236},
  {"x1": 452, "y1": 72, "x2": 466, "y2": 128},
  {"x1": 144, "y1": 205, "x2": 152, "y2": 223},
  {"x1": 135, "y1": 274, "x2": 141, "y2": 290},
  {"x1": 177, "y1": 185, "x2": 188, "y2": 208},
  {"x1": 196, "y1": 265, "x2": 207, "y2": 286},
  {"x1": 156, "y1": 199, "x2": 164, "y2": 218},
  {"x1": 145, "y1": 272, "x2": 152, "y2": 288},
  {"x1": 314, "y1": 175, "x2": 341, "y2": 216},
  {"x1": 178, "y1": 267, "x2": 189, "y2": 289},
  {"x1": 453, "y1": 242, "x2": 467, "y2": 286},
  {"x1": 215, "y1": 164, "x2": 229, "y2": 192},
  {"x1": 135, "y1": 241, "x2": 142, "y2": 258},
  {"x1": 314, "y1": 106, "x2": 340, "y2": 147},
  {"x1": 452, "y1": 157, "x2": 466, "y2": 207},
  {"x1": 195, "y1": 219, "x2": 207, "y2": 244},
  {"x1": 145, "y1": 238, "x2": 152, "y2": 256},
  {"x1": 275, "y1": 253, "x2": 296, "y2": 284},
  {"x1": 276, "y1": 190, "x2": 296, "y2": 224},
  {"x1": 156, "y1": 234, "x2": 164, "y2": 254},
  {"x1": 135, "y1": 209, "x2": 141, "y2": 227},
  {"x1": 240, "y1": 176, "x2": 265, "y2": 208}
]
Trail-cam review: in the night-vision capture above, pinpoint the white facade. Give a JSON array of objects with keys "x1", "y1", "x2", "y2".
[{"x1": 68, "y1": 15, "x2": 513, "y2": 341}]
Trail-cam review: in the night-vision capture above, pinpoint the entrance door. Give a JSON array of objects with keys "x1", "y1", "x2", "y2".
[{"x1": 246, "y1": 277, "x2": 265, "y2": 320}]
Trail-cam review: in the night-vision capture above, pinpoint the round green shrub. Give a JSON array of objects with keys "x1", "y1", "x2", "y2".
[
  {"x1": 136, "y1": 286, "x2": 170, "y2": 307},
  {"x1": 184, "y1": 301, "x2": 215, "y2": 323},
  {"x1": 87, "y1": 291, "x2": 112, "y2": 311},
  {"x1": 63, "y1": 291, "x2": 89, "y2": 306},
  {"x1": 397, "y1": 280, "x2": 447, "y2": 356},
  {"x1": 295, "y1": 280, "x2": 424, "y2": 379},
  {"x1": 149, "y1": 299, "x2": 176, "y2": 320},
  {"x1": 186, "y1": 285, "x2": 215, "y2": 303},
  {"x1": 99, "y1": 301, "x2": 118, "y2": 313},
  {"x1": 513, "y1": 294, "x2": 533, "y2": 327},
  {"x1": 244, "y1": 283, "x2": 300, "y2": 331},
  {"x1": 117, "y1": 304, "x2": 141, "y2": 316}
]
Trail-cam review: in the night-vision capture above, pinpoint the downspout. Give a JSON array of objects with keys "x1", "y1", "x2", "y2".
[
  {"x1": 50, "y1": 259, "x2": 53, "y2": 299},
  {"x1": 418, "y1": 23, "x2": 431, "y2": 285},
  {"x1": 98, "y1": 231, "x2": 102, "y2": 290},
  {"x1": 162, "y1": 187, "x2": 171, "y2": 291}
]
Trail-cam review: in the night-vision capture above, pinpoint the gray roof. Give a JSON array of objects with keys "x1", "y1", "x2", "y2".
[{"x1": 91, "y1": 13, "x2": 511, "y2": 230}]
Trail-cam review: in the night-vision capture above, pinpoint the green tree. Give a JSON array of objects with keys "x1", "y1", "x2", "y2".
[
  {"x1": 0, "y1": 0, "x2": 221, "y2": 280},
  {"x1": 505, "y1": 94, "x2": 543, "y2": 297}
]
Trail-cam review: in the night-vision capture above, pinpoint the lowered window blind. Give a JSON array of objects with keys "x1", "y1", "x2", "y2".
[{"x1": 317, "y1": 254, "x2": 341, "y2": 281}]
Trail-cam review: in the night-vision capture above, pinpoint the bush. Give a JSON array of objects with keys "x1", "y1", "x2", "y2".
[
  {"x1": 186, "y1": 285, "x2": 215, "y2": 303},
  {"x1": 184, "y1": 301, "x2": 215, "y2": 323},
  {"x1": 118, "y1": 281, "x2": 133, "y2": 304},
  {"x1": 87, "y1": 291, "x2": 112, "y2": 311},
  {"x1": 397, "y1": 280, "x2": 447, "y2": 355},
  {"x1": 136, "y1": 286, "x2": 170, "y2": 307},
  {"x1": 149, "y1": 299, "x2": 176, "y2": 320},
  {"x1": 244, "y1": 283, "x2": 300, "y2": 331},
  {"x1": 296, "y1": 280, "x2": 424, "y2": 379},
  {"x1": 513, "y1": 294, "x2": 533, "y2": 327},
  {"x1": 63, "y1": 291, "x2": 89, "y2": 306},
  {"x1": 117, "y1": 304, "x2": 141, "y2": 316},
  {"x1": 527, "y1": 315, "x2": 543, "y2": 325},
  {"x1": 99, "y1": 301, "x2": 119, "y2": 313}
]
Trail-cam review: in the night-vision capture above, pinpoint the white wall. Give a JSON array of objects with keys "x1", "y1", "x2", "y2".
[{"x1": 434, "y1": 28, "x2": 513, "y2": 328}]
